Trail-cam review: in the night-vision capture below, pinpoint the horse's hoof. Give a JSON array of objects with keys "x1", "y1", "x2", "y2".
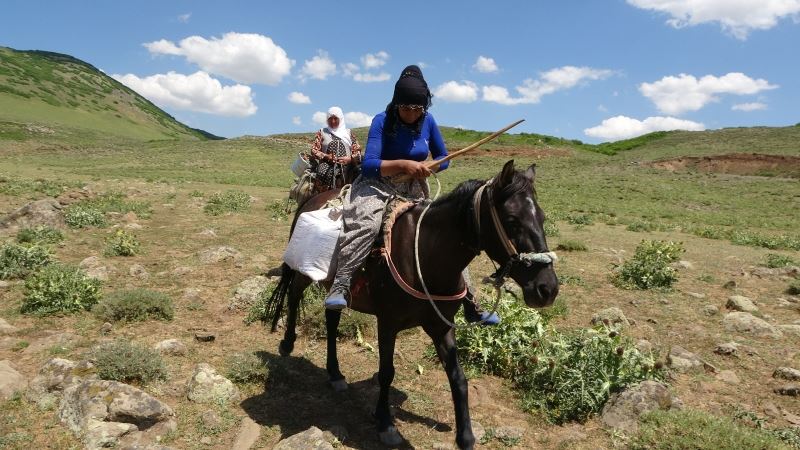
[
  {"x1": 329, "y1": 378, "x2": 348, "y2": 392},
  {"x1": 278, "y1": 340, "x2": 294, "y2": 357},
  {"x1": 378, "y1": 426, "x2": 403, "y2": 447}
]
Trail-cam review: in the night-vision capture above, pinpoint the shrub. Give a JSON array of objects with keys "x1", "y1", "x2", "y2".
[
  {"x1": 762, "y1": 253, "x2": 797, "y2": 268},
  {"x1": 613, "y1": 240, "x2": 684, "y2": 290},
  {"x1": 787, "y1": 280, "x2": 800, "y2": 296},
  {"x1": 204, "y1": 190, "x2": 250, "y2": 216},
  {"x1": 225, "y1": 352, "x2": 268, "y2": 384},
  {"x1": 544, "y1": 221, "x2": 560, "y2": 237},
  {"x1": 267, "y1": 199, "x2": 294, "y2": 221},
  {"x1": 21, "y1": 264, "x2": 102, "y2": 315},
  {"x1": 16, "y1": 226, "x2": 64, "y2": 245},
  {"x1": 92, "y1": 288, "x2": 174, "y2": 322},
  {"x1": 90, "y1": 340, "x2": 167, "y2": 385},
  {"x1": 517, "y1": 326, "x2": 662, "y2": 423},
  {"x1": 566, "y1": 214, "x2": 593, "y2": 226},
  {"x1": 189, "y1": 190, "x2": 204, "y2": 197},
  {"x1": 632, "y1": 409, "x2": 793, "y2": 450},
  {"x1": 104, "y1": 229, "x2": 140, "y2": 256},
  {"x1": 64, "y1": 204, "x2": 107, "y2": 228},
  {"x1": 555, "y1": 239, "x2": 588, "y2": 252},
  {"x1": 0, "y1": 243, "x2": 51, "y2": 279}
]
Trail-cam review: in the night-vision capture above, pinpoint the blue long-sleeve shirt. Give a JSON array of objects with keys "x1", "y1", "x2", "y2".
[{"x1": 362, "y1": 111, "x2": 450, "y2": 178}]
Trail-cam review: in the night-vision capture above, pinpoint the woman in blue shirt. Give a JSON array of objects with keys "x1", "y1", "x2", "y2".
[{"x1": 325, "y1": 65, "x2": 499, "y2": 325}]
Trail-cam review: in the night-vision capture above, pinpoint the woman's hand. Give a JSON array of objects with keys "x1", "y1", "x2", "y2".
[
  {"x1": 402, "y1": 160, "x2": 432, "y2": 178},
  {"x1": 335, "y1": 155, "x2": 353, "y2": 165}
]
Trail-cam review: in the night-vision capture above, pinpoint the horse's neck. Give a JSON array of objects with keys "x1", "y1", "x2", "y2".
[{"x1": 417, "y1": 199, "x2": 478, "y2": 287}]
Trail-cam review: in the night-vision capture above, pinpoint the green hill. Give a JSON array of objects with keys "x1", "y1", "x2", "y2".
[{"x1": 0, "y1": 46, "x2": 220, "y2": 141}]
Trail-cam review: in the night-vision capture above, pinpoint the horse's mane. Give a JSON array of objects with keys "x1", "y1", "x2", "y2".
[{"x1": 431, "y1": 171, "x2": 535, "y2": 214}]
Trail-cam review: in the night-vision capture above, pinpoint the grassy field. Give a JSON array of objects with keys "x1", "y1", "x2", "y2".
[{"x1": 1, "y1": 119, "x2": 799, "y2": 449}]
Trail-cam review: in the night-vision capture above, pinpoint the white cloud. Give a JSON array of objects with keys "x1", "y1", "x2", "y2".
[
  {"x1": 287, "y1": 91, "x2": 311, "y2": 104},
  {"x1": 627, "y1": 0, "x2": 800, "y2": 39},
  {"x1": 312, "y1": 111, "x2": 373, "y2": 128},
  {"x1": 732, "y1": 102, "x2": 767, "y2": 111},
  {"x1": 177, "y1": 13, "x2": 191, "y2": 23},
  {"x1": 473, "y1": 56, "x2": 499, "y2": 73},
  {"x1": 639, "y1": 72, "x2": 778, "y2": 115},
  {"x1": 144, "y1": 32, "x2": 294, "y2": 85},
  {"x1": 342, "y1": 62, "x2": 359, "y2": 77},
  {"x1": 584, "y1": 115, "x2": 705, "y2": 140},
  {"x1": 312, "y1": 111, "x2": 327, "y2": 126},
  {"x1": 361, "y1": 51, "x2": 389, "y2": 69},
  {"x1": 344, "y1": 111, "x2": 374, "y2": 127},
  {"x1": 483, "y1": 66, "x2": 613, "y2": 105},
  {"x1": 353, "y1": 72, "x2": 390, "y2": 83},
  {"x1": 301, "y1": 50, "x2": 337, "y2": 81},
  {"x1": 292, "y1": 116, "x2": 302, "y2": 125},
  {"x1": 434, "y1": 80, "x2": 479, "y2": 103},
  {"x1": 112, "y1": 71, "x2": 257, "y2": 117}
]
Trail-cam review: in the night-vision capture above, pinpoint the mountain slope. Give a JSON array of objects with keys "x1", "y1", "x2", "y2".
[{"x1": 0, "y1": 47, "x2": 220, "y2": 140}]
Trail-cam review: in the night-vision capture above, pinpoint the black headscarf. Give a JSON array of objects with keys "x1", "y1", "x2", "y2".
[{"x1": 384, "y1": 65, "x2": 433, "y2": 136}]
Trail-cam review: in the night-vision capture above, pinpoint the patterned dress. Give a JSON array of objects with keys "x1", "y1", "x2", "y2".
[{"x1": 309, "y1": 129, "x2": 362, "y2": 191}]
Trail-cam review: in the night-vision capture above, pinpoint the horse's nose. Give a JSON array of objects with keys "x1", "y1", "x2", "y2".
[{"x1": 536, "y1": 280, "x2": 559, "y2": 303}]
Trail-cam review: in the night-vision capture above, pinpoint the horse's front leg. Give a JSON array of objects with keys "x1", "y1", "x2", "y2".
[
  {"x1": 375, "y1": 320, "x2": 403, "y2": 446},
  {"x1": 325, "y1": 309, "x2": 347, "y2": 391},
  {"x1": 279, "y1": 275, "x2": 310, "y2": 356},
  {"x1": 428, "y1": 325, "x2": 475, "y2": 450}
]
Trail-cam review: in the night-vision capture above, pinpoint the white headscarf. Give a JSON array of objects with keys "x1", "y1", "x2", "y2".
[{"x1": 324, "y1": 106, "x2": 352, "y2": 148}]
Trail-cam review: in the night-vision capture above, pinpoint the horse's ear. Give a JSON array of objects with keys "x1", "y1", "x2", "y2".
[
  {"x1": 524, "y1": 163, "x2": 537, "y2": 182},
  {"x1": 497, "y1": 160, "x2": 515, "y2": 188}
]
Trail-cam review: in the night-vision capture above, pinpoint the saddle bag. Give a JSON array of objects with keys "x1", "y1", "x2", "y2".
[{"x1": 283, "y1": 207, "x2": 342, "y2": 281}]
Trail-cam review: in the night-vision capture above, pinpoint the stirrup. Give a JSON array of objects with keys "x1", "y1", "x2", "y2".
[
  {"x1": 463, "y1": 296, "x2": 501, "y2": 326},
  {"x1": 324, "y1": 291, "x2": 347, "y2": 311}
]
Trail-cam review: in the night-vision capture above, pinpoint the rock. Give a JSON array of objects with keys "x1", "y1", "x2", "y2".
[
  {"x1": 686, "y1": 292, "x2": 706, "y2": 299},
  {"x1": 785, "y1": 411, "x2": 800, "y2": 426},
  {"x1": 326, "y1": 425, "x2": 348, "y2": 443},
  {"x1": 468, "y1": 382, "x2": 491, "y2": 407},
  {"x1": 702, "y1": 304, "x2": 719, "y2": 316},
  {"x1": 723, "y1": 312, "x2": 782, "y2": 338},
  {"x1": 26, "y1": 358, "x2": 96, "y2": 404},
  {"x1": 230, "y1": 275, "x2": 270, "y2": 310},
  {"x1": 100, "y1": 322, "x2": 113, "y2": 334},
  {"x1": 722, "y1": 280, "x2": 737, "y2": 289},
  {"x1": 778, "y1": 324, "x2": 800, "y2": 337},
  {"x1": 714, "y1": 342, "x2": 740, "y2": 356},
  {"x1": 668, "y1": 346, "x2": 704, "y2": 373},
  {"x1": 273, "y1": 426, "x2": 334, "y2": 450},
  {"x1": 677, "y1": 260, "x2": 694, "y2": 270},
  {"x1": 716, "y1": 370, "x2": 740, "y2": 384},
  {"x1": 22, "y1": 331, "x2": 80, "y2": 355},
  {"x1": 591, "y1": 307, "x2": 630, "y2": 329},
  {"x1": 0, "y1": 318, "x2": 19, "y2": 335},
  {"x1": 124, "y1": 222, "x2": 143, "y2": 230},
  {"x1": 636, "y1": 339, "x2": 654, "y2": 354},
  {"x1": 200, "y1": 436, "x2": 213, "y2": 445},
  {"x1": 58, "y1": 379, "x2": 176, "y2": 449},
  {"x1": 154, "y1": 339, "x2": 187, "y2": 356},
  {"x1": 200, "y1": 410, "x2": 222, "y2": 429},
  {"x1": 183, "y1": 288, "x2": 202, "y2": 302},
  {"x1": 552, "y1": 424, "x2": 588, "y2": 447},
  {"x1": 0, "y1": 198, "x2": 65, "y2": 232},
  {"x1": 751, "y1": 266, "x2": 800, "y2": 279},
  {"x1": 471, "y1": 420, "x2": 486, "y2": 443},
  {"x1": 80, "y1": 256, "x2": 110, "y2": 281},
  {"x1": 774, "y1": 384, "x2": 800, "y2": 396},
  {"x1": 601, "y1": 380, "x2": 678, "y2": 434},
  {"x1": 773, "y1": 367, "x2": 800, "y2": 381},
  {"x1": 763, "y1": 402, "x2": 781, "y2": 419},
  {"x1": 187, "y1": 363, "x2": 240, "y2": 404},
  {"x1": 129, "y1": 264, "x2": 150, "y2": 280},
  {"x1": 198, "y1": 246, "x2": 242, "y2": 265},
  {"x1": 231, "y1": 416, "x2": 261, "y2": 450},
  {"x1": 726, "y1": 295, "x2": 758, "y2": 313},
  {"x1": 122, "y1": 212, "x2": 138, "y2": 223},
  {"x1": 0, "y1": 360, "x2": 27, "y2": 400},
  {"x1": 0, "y1": 280, "x2": 11, "y2": 290},
  {"x1": 195, "y1": 332, "x2": 216, "y2": 342},
  {"x1": 197, "y1": 229, "x2": 217, "y2": 238},
  {"x1": 494, "y1": 425, "x2": 524, "y2": 441}
]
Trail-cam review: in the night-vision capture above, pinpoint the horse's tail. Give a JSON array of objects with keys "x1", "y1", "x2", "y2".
[{"x1": 265, "y1": 263, "x2": 296, "y2": 332}]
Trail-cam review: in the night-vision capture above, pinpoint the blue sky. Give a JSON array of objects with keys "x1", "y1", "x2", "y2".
[{"x1": 2, "y1": 0, "x2": 799, "y2": 141}]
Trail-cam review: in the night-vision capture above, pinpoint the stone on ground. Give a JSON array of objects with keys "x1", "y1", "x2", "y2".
[
  {"x1": 601, "y1": 380, "x2": 679, "y2": 434},
  {"x1": 723, "y1": 312, "x2": 782, "y2": 338},
  {"x1": 80, "y1": 256, "x2": 111, "y2": 281},
  {"x1": 591, "y1": 307, "x2": 630, "y2": 329},
  {"x1": 187, "y1": 363, "x2": 239, "y2": 404},
  {"x1": 0, "y1": 360, "x2": 27, "y2": 400},
  {"x1": 154, "y1": 339, "x2": 187, "y2": 356},
  {"x1": 667, "y1": 346, "x2": 704, "y2": 374},
  {"x1": 0, "y1": 318, "x2": 19, "y2": 335},
  {"x1": 230, "y1": 275, "x2": 270, "y2": 310},
  {"x1": 726, "y1": 295, "x2": 758, "y2": 313},
  {"x1": 773, "y1": 367, "x2": 800, "y2": 381},
  {"x1": 273, "y1": 426, "x2": 335, "y2": 450},
  {"x1": 26, "y1": 358, "x2": 96, "y2": 405},
  {"x1": 0, "y1": 198, "x2": 65, "y2": 231},
  {"x1": 198, "y1": 246, "x2": 242, "y2": 265},
  {"x1": 231, "y1": 416, "x2": 261, "y2": 450}
]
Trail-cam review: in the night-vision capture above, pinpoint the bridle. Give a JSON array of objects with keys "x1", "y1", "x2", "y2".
[{"x1": 471, "y1": 178, "x2": 558, "y2": 285}]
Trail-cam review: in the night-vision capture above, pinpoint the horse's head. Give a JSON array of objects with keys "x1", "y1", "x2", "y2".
[{"x1": 480, "y1": 160, "x2": 559, "y2": 307}]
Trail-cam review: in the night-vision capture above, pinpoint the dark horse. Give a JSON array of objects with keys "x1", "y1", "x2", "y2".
[{"x1": 266, "y1": 160, "x2": 559, "y2": 449}]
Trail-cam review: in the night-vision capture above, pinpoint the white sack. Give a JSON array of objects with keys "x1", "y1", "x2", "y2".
[{"x1": 283, "y1": 208, "x2": 342, "y2": 281}]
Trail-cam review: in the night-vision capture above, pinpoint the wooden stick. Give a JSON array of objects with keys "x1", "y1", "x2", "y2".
[{"x1": 395, "y1": 119, "x2": 525, "y2": 182}]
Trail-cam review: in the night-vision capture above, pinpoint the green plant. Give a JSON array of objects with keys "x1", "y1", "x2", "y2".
[
  {"x1": 613, "y1": 240, "x2": 684, "y2": 290},
  {"x1": 64, "y1": 204, "x2": 107, "y2": 228},
  {"x1": 16, "y1": 226, "x2": 64, "y2": 245},
  {"x1": 787, "y1": 280, "x2": 800, "y2": 296},
  {"x1": 555, "y1": 239, "x2": 588, "y2": 252},
  {"x1": 90, "y1": 340, "x2": 167, "y2": 385},
  {"x1": 21, "y1": 263, "x2": 102, "y2": 315},
  {"x1": 225, "y1": 352, "x2": 268, "y2": 384},
  {"x1": 566, "y1": 214, "x2": 594, "y2": 226},
  {"x1": 267, "y1": 199, "x2": 295, "y2": 221},
  {"x1": 762, "y1": 253, "x2": 797, "y2": 268},
  {"x1": 11, "y1": 340, "x2": 29, "y2": 352},
  {"x1": 204, "y1": 189, "x2": 251, "y2": 216},
  {"x1": 92, "y1": 288, "x2": 174, "y2": 322},
  {"x1": 544, "y1": 221, "x2": 560, "y2": 237},
  {"x1": 0, "y1": 243, "x2": 51, "y2": 279},
  {"x1": 104, "y1": 229, "x2": 140, "y2": 256},
  {"x1": 632, "y1": 409, "x2": 793, "y2": 450},
  {"x1": 189, "y1": 190, "x2": 204, "y2": 197}
]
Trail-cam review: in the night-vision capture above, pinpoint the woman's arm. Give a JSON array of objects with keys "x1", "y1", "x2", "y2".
[
  {"x1": 426, "y1": 114, "x2": 450, "y2": 172},
  {"x1": 309, "y1": 130, "x2": 330, "y2": 162}
]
